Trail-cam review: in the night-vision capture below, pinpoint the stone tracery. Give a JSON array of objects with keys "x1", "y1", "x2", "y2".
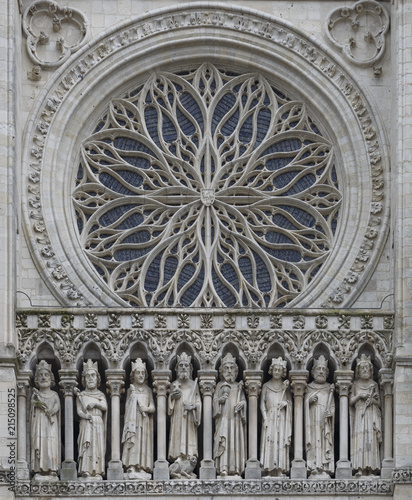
[{"x1": 73, "y1": 64, "x2": 341, "y2": 308}]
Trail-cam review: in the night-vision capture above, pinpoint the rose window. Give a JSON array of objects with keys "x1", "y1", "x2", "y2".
[{"x1": 73, "y1": 63, "x2": 341, "y2": 308}]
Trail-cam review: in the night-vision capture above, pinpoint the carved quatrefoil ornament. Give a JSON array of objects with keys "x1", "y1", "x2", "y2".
[
  {"x1": 22, "y1": 0, "x2": 89, "y2": 69},
  {"x1": 326, "y1": 0, "x2": 389, "y2": 68}
]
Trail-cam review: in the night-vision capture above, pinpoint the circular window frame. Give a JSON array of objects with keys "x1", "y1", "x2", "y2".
[{"x1": 22, "y1": 3, "x2": 389, "y2": 308}]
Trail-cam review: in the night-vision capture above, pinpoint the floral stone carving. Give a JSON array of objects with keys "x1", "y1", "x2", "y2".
[
  {"x1": 22, "y1": 0, "x2": 89, "y2": 69},
  {"x1": 326, "y1": 0, "x2": 390, "y2": 68},
  {"x1": 74, "y1": 63, "x2": 341, "y2": 308}
]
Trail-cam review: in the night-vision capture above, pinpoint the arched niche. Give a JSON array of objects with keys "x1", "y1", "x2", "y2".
[
  {"x1": 262, "y1": 343, "x2": 292, "y2": 384},
  {"x1": 215, "y1": 343, "x2": 247, "y2": 381},
  {"x1": 169, "y1": 342, "x2": 201, "y2": 378},
  {"x1": 306, "y1": 342, "x2": 338, "y2": 385}
]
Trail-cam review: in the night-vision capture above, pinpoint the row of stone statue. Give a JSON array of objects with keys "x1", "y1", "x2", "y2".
[{"x1": 30, "y1": 353, "x2": 381, "y2": 481}]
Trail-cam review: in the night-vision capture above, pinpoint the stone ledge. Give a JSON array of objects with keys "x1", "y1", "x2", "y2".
[{"x1": 14, "y1": 478, "x2": 393, "y2": 496}]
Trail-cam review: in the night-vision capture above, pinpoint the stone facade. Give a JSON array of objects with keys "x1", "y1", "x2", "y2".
[{"x1": 1, "y1": 0, "x2": 411, "y2": 499}]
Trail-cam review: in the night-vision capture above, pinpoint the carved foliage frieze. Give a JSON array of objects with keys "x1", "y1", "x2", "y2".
[
  {"x1": 16, "y1": 311, "x2": 394, "y2": 371},
  {"x1": 15, "y1": 478, "x2": 393, "y2": 496}
]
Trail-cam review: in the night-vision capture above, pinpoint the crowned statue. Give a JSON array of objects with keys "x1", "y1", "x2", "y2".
[
  {"x1": 350, "y1": 354, "x2": 382, "y2": 476},
  {"x1": 304, "y1": 355, "x2": 335, "y2": 477},
  {"x1": 75, "y1": 360, "x2": 107, "y2": 479},
  {"x1": 30, "y1": 360, "x2": 61, "y2": 481},
  {"x1": 213, "y1": 353, "x2": 247, "y2": 478},
  {"x1": 260, "y1": 357, "x2": 292, "y2": 476},
  {"x1": 168, "y1": 352, "x2": 201, "y2": 479},
  {"x1": 122, "y1": 358, "x2": 155, "y2": 479}
]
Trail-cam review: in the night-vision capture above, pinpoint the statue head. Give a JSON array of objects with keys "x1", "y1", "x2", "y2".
[
  {"x1": 268, "y1": 357, "x2": 287, "y2": 379},
  {"x1": 34, "y1": 360, "x2": 55, "y2": 389},
  {"x1": 176, "y1": 352, "x2": 193, "y2": 380},
  {"x1": 82, "y1": 359, "x2": 101, "y2": 389},
  {"x1": 219, "y1": 353, "x2": 238, "y2": 383},
  {"x1": 131, "y1": 358, "x2": 148, "y2": 384},
  {"x1": 355, "y1": 354, "x2": 373, "y2": 380},
  {"x1": 311, "y1": 355, "x2": 329, "y2": 383}
]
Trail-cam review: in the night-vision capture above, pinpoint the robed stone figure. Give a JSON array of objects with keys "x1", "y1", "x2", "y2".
[
  {"x1": 30, "y1": 360, "x2": 61, "y2": 480},
  {"x1": 260, "y1": 357, "x2": 292, "y2": 476},
  {"x1": 350, "y1": 354, "x2": 382, "y2": 476},
  {"x1": 305, "y1": 356, "x2": 335, "y2": 477},
  {"x1": 168, "y1": 352, "x2": 201, "y2": 478},
  {"x1": 213, "y1": 353, "x2": 247, "y2": 478},
  {"x1": 75, "y1": 360, "x2": 107, "y2": 479},
  {"x1": 122, "y1": 359, "x2": 155, "y2": 479}
]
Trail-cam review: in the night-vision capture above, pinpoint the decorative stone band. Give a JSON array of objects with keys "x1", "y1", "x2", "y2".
[
  {"x1": 15, "y1": 478, "x2": 393, "y2": 496},
  {"x1": 16, "y1": 310, "x2": 394, "y2": 371},
  {"x1": 392, "y1": 469, "x2": 412, "y2": 483},
  {"x1": 22, "y1": 3, "x2": 389, "y2": 309}
]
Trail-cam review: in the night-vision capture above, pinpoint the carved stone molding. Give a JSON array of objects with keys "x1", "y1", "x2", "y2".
[
  {"x1": 21, "y1": 3, "x2": 390, "y2": 309},
  {"x1": 326, "y1": 0, "x2": 390, "y2": 68},
  {"x1": 16, "y1": 310, "x2": 394, "y2": 372},
  {"x1": 15, "y1": 478, "x2": 394, "y2": 496},
  {"x1": 393, "y1": 468, "x2": 412, "y2": 483},
  {"x1": 22, "y1": 0, "x2": 89, "y2": 69}
]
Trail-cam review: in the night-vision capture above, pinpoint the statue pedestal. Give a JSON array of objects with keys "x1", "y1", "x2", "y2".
[
  {"x1": 60, "y1": 460, "x2": 77, "y2": 481},
  {"x1": 16, "y1": 459, "x2": 30, "y2": 480},
  {"x1": 153, "y1": 459, "x2": 170, "y2": 480},
  {"x1": 381, "y1": 458, "x2": 394, "y2": 479},
  {"x1": 199, "y1": 459, "x2": 216, "y2": 479},
  {"x1": 107, "y1": 459, "x2": 124, "y2": 480},
  {"x1": 290, "y1": 458, "x2": 306, "y2": 479},
  {"x1": 335, "y1": 459, "x2": 352, "y2": 479},
  {"x1": 245, "y1": 459, "x2": 262, "y2": 479}
]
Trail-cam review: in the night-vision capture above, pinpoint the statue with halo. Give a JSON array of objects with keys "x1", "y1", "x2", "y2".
[
  {"x1": 75, "y1": 360, "x2": 107, "y2": 479},
  {"x1": 122, "y1": 358, "x2": 155, "y2": 479},
  {"x1": 30, "y1": 360, "x2": 61, "y2": 480}
]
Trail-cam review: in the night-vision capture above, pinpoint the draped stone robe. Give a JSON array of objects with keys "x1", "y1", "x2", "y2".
[
  {"x1": 304, "y1": 381, "x2": 335, "y2": 475},
  {"x1": 260, "y1": 380, "x2": 292, "y2": 474},
  {"x1": 213, "y1": 381, "x2": 247, "y2": 476},
  {"x1": 122, "y1": 384, "x2": 155, "y2": 472},
  {"x1": 350, "y1": 380, "x2": 382, "y2": 472},
  {"x1": 77, "y1": 390, "x2": 107, "y2": 476},
  {"x1": 168, "y1": 379, "x2": 201, "y2": 461},
  {"x1": 30, "y1": 389, "x2": 61, "y2": 475}
]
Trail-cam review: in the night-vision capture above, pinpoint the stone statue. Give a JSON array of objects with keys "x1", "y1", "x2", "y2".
[
  {"x1": 213, "y1": 353, "x2": 247, "y2": 478},
  {"x1": 260, "y1": 357, "x2": 292, "y2": 477},
  {"x1": 122, "y1": 359, "x2": 155, "y2": 479},
  {"x1": 168, "y1": 352, "x2": 201, "y2": 479},
  {"x1": 350, "y1": 354, "x2": 382, "y2": 476},
  {"x1": 304, "y1": 355, "x2": 335, "y2": 477},
  {"x1": 75, "y1": 360, "x2": 108, "y2": 479},
  {"x1": 30, "y1": 360, "x2": 61, "y2": 480}
]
